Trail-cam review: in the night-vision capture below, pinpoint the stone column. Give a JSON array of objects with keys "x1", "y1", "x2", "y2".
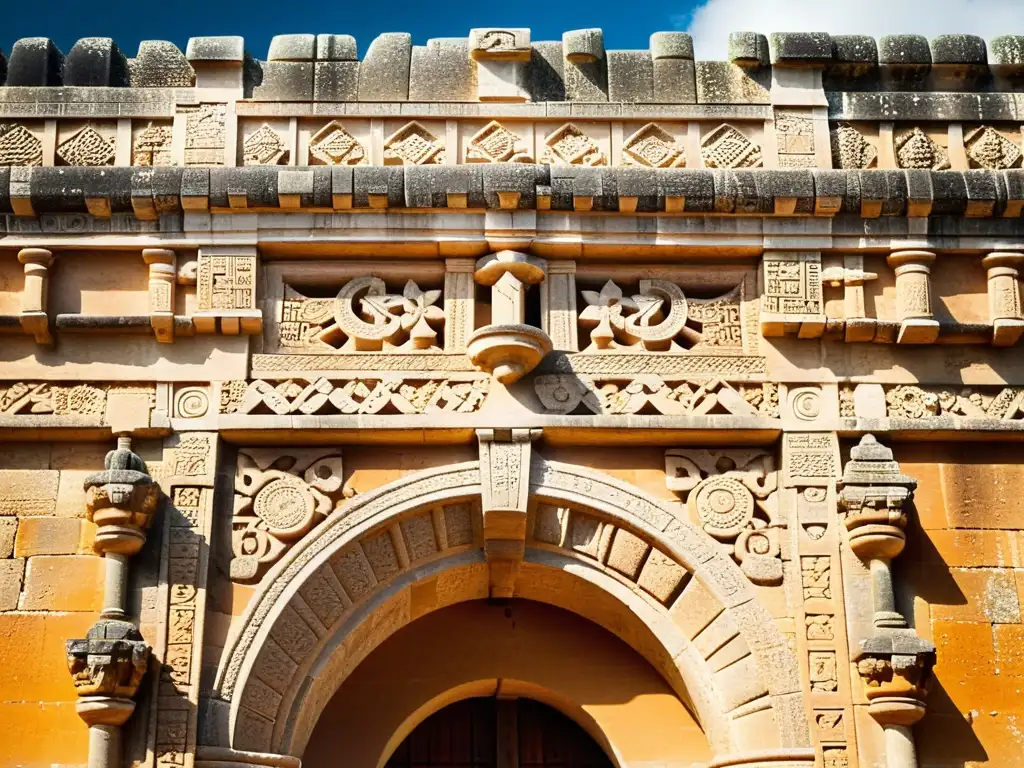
[
  {"x1": 467, "y1": 251, "x2": 552, "y2": 384},
  {"x1": 981, "y1": 251, "x2": 1024, "y2": 346},
  {"x1": 444, "y1": 258, "x2": 476, "y2": 353},
  {"x1": 887, "y1": 250, "x2": 939, "y2": 344},
  {"x1": 18, "y1": 247, "x2": 54, "y2": 345},
  {"x1": 541, "y1": 260, "x2": 578, "y2": 352},
  {"x1": 143, "y1": 248, "x2": 177, "y2": 344},
  {"x1": 67, "y1": 437, "x2": 160, "y2": 768},
  {"x1": 838, "y1": 435, "x2": 935, "y2": 768}
]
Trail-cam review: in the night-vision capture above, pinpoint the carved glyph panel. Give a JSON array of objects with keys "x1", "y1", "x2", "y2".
[
  {"x1": 243, "y1": 124, "x2": 289, "y2": 166},
  {"x1": 701, "y1": 124, "x2": 762, "y2": 169},
  {"x1": 279, "y1": 277, "x2": 446, "y2": 352},
  {"x1": 665, "y1": 449, "x2": 783, "y2": 585},
  {"x1": 621, "y1": 123, "x2": 685, "y2": 168},
  {"x1": 133, "y1": 123, "x2": 173, "y2": 167},
  {"x1": 384, "y1": 121, "x2": 445, "y2": 165},
  {"x1": 309, "y1": 121, "x2": 365, "y2": 165},
  {"x1": 181, "y1": 104, "x2": 226, "y2": 167},
  {"x1": 57, "y1": 125, "x2": 115, "y2": 166},
  {"x1": 542, "y1": 123, "x2": 606, "y2": 166},
  {"x1": 0, "y1": 123, "x2": 43, "y2": 166},
  {"x1": 465, "y1": 121, "x2": 533, "y2": 163}
]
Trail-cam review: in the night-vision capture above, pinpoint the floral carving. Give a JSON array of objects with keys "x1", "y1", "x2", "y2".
[
  {"x1": 885, "y1": 386, "x2": 939, "y2": 419},
  {"x1": 665, "y1": 448, "x2": 782, "y2": 585},
  {"x1": 964, "y1": 125, "x2": 1023, "y2": 170},
  {"x1": 883, "y1": 385, "x2": 1024, "y2": 420},
  {"x1": 830, "y1": 124, "x2": 877, "y2": 170},
  {"x1": 894, "y1": 127, "x2": 950, "y2": 171},
  {"x1": 0, "y1": 382, "x2": 107, "y2": 416}
]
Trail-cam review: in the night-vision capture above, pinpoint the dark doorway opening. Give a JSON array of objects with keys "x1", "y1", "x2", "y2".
[{"x1": 385, "y1": 696, "x2": 614, "y2": 768}]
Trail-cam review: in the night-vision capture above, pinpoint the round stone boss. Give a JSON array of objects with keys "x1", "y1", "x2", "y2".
[
  {"x1": 253, "y1": 477, "x2": 317, "y2": 539},
  {"x1": 688, "y1": 475, "x2": 755, "y2": 540}
]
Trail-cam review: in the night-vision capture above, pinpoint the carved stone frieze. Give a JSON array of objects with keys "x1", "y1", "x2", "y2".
[
  {"x1": 243, "y1": 124, "x2": 289, "y2": 165},
  {"x1": 57, "y1": 125, "x2": 116, "y2": 166},
  {"x1": 281, "y1": 277, "x2": 445, "y2": 352},
  {"x1": 894, "y1": 127, "x2": 950, "y2": 171},
  {"x1": 881, "y1": 384, "x2": 1024, "y2": 420},
  {"x1": 830, "y1": 124, "x2": 877, "y2": 170},
  {"x1": 220, "y1": 377, "x2": 489, "y2": 416},
  {"x1": 535, "y1": 374, "x2": 777, "y2": 418},
  {"x1": 964, "y1": 125, "x2": 1023, "y2": 170},
  {"x1": 384, "y1": 121, "x2": 445, "y2": 165},
  {"x1": 66, "y1": 618, "x2": 150, "y2": 703},
  {"x1": 181, "y1": 103, "x2": 226, "y2": 167},
  {"x1": 465, "y1": 121, "x2": 534, "y2": 163},
  {"x1": 133, "y1": 123, "x2": 173, "y2": 167},
  {"x1": 542, "y1": 123, "x2": 606, "y2": 166},
  {"x1": 578, "y1": 279, "x2": 740, "y2": 352},
  {"x1": 0, "y1": 123, "x2": 43, "y2": 166},
  {"x1": 232, "y1": 449, "x2": 347, "y2": 581},
  {"x1": 621, "y1": 123, "x2": 685, "y2": 168},
  {"x1": 665, "y1": 448, "x2": 783, "y2": 584},
  {"x1": 309, "y1": 121, "x2": 365, "y2": 165},
  {"x1": 0, "y1": 382, "x2": 107, "y2": 416},
  {"x1": 775, "y1": 110, "x2": 816, "y2": 168},
  {"x1": 701, "y1": 124, "x2": 762, "y2": 169}
]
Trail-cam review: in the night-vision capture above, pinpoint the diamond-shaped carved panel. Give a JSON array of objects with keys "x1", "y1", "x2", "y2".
[
  {"x1": 622, "y1": 123, "x2": 686, "y2": 168},
  {"x1": 964, "y1": 125, "x2": 1023, "y2": 170},
  {"x1": 384, "y1": 122, "x2": 445, "y2": 165},
  {"x1": 0, "y1": 124, "x2": 43, "y2": 166},
  {"x1": 309, "y1": 121, "x2": 365, "y2": 165},
  {"x1": 701, "y1": 124, "x2": 762, "y2": 169},
  {"x1": 243, "y1": 124, "x2": 289, "y2": 166},
  {"x1": 57, "y1": 126, "x2": 115, "y2": 166},
  {"x1": 830, "y1": 124, "x2": 877, "y2": 169},
  {"x1": 894, "y1": 127, "x2": 950, "y2": 170},
  {"x1": 543, "y1": 123, "x2": 606, "y2": 166},
  {"x1": 465, "y1": 121, "x2": 533, "y2": 163}
]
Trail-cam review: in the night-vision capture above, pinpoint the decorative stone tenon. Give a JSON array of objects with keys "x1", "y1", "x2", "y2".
[
  {"x1": 66, "y1": 618, "x2": 152, "y2": 727},
  {"x1": 83, "y1": 436, "x2": 161, "y2": 555}
]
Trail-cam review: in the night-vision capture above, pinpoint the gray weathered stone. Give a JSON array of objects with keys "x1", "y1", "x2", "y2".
[
  {"x1": 481, "y1": 163, "x2": 539, "y2": 209},
  {"x1": 404, "y1": 165, "x2": 484, "y2": 208},
  {"x1": 563, "y1": 29, "x2": 605, "y2": 63},
  {"x1": 879, "y1": 35, "x2": 931, "y2": 89},
  {"x1": 353, "y1": 166, "x2": 403, "y2": 207},
  {"x1": 314, "y1": 61, "x2": 358, "y2": 101},
  {"x1": 186, "y1": 36, "x2": 245, "y2": 63},
  {"x1": 695, "y1": 61, "x2": 770, "y2": 104},
  {"x1": 469, "y1": 29, "x2": 531, "y2": 60},
  {"x1": 930, "y1": 34, "x2": 986, "y2": 64},
  {"x1": 5, "y1": 38, "x2": 64, "y2": 86},
  {"x1": 409, "y1": 38, "x2": 476, "y2": 101},
  {"x1": 317, "y1": 35, "x2": 358, "y2": 62},
  {"x1": 654, "y1": 59, "x2": 696, "y2": 104},
  {"x1": 770, "y1": 32, "x2": 831, "y2": 65},
  {"x1": 358, "y1": 33, "x2": 412, "y2": 101},
  {"x1": 252, "y1": 61, "x2": 314, "y2": 101},
  {"x1": 825, "y1": 35, "x2": 878, "y2": 88},
  {"x1": 608, "y1": 51, "x2": 653, "y2": 103},
  {"x1": 529, "y1": 42, "x2": 565, "y2": 101},
  {"x1": 268, "y1": 34, "x2": 316, "y2": 62},
  {"x1": 130, "y1": 41, "x2": 195, "y2": 87},
  {"x1": 650, "y1": 32, "x2": 693, "y2": 61},
  {"x1": 64, "y1": 38, "x2": 130, "y2": 87},
  {"x1": 210, "y1": 167, "x2": 279, "y2": 208},
  {"x1": 728, "y1": 32, "x2": 769, "y2": 68}
]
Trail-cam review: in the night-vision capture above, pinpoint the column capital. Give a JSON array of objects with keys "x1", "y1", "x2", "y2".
[
  {"x1": 83, "y1": 437, "x2": 162, "y2": 555},
  {"x1": 66, "y1": 617, "x2": 151, "y2": 726}
]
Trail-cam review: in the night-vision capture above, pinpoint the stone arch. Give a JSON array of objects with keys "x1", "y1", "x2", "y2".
[{"x1": 209, "y1": 458, "x2": 813, "y2": 766}]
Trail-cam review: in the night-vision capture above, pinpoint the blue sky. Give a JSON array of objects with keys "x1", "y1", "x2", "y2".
[
  {"x1": 4, "y1": 0, "x2": 1022, "y2": 62},
  {"x1": 1, "y1": 0, "x2": 701, "y2": 60}
]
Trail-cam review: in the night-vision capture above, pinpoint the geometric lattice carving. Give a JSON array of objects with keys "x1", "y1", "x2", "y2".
[
  {"x1": 182, "y1": 103, "x2": 226, "y2": 166},
  {"x1": 0, "y1": 124, "x2": 43, "y2": 166},
  {"x1": 384, "y1": 121, "x2": 445, "y2": 165},
  {"x1": 243, "y1": 124, "x2": 289, "y2": 166},
  {"x1": 57, "y1": 126, "x2": 115, "y2": 166},
  {"x1": 308, "y1": 121, "x2": 365, "y2": 165},
  {"x1": 622, "y1": 123, "x2": 685, "y2": 168},
  {"x1": 830, "y1": 124, "x2": 877, "y2": 170},
  {"x1": 133, "y1": 124, "x2": 173, "y2": 167},
  {"x1": 701, "y1": 124, "x2": 763, "y2": 169},
  {"x1": 964, "y1": 125, "x2": 1023, "y2": 170},
  {"x1": 542, "y1": 123, "x2": 606, "y2": 166},
  {"x1": 465, "y1": 121, "x2": 534, "y2": 163},
  {"x1": 894, "y1": 127, "x2": 950, "y2": 170}
]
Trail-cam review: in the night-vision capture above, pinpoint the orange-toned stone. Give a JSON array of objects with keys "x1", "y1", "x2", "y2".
[
  {"x1": 19, "y1": 555, "x2": 104, "y2": 611},
  {"x1": 0, "y1": 701, "x2": 90, "y2": 767},
  {"x1": 939, "y1": 452, "x2": 1024, "y2": 529},
  {"x1": 0, "y1": 558, "x2": 25, "y2": 610},
  {"x1": 993, "y1": 624, "x2": 1024, "y2": 677},
  {"x1": 14, "y1": 517, "x2": 94, "y2": 557},
  {"x1": 921, "y1": 530, "x2": 1021, "y2": 568},
  {"x1": 0, "y1": 518, "x2": 16, "y2": 557},
  {"x1": 928, "y1": 569, "x2": 1021, "y2": 624},
  {"x1": 0, "y1": 612, "x2": 96, "y2": 701}
]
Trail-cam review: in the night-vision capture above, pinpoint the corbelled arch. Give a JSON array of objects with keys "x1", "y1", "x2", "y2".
[{"x1": 209, "y1": 457, "x2": 813, "y2": 767}]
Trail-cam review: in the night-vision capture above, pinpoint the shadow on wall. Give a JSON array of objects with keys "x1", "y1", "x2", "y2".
[{"x1": 301, "y1": 599, "x2": 711, "y2": 768}]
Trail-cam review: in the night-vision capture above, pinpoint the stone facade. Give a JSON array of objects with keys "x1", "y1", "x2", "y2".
[{"x1": 0, "y1": 25, "x2": 1022, "y2": 768}]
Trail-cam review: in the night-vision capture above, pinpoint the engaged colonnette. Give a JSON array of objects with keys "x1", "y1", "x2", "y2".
[{"x1": 0, "y1": 25, "x2": 1022, "y2": 768}]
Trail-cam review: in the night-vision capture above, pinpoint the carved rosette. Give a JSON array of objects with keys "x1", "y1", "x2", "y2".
[
  {"x1": 836, "y1": 435, "x2": 916, "y2": 561},
  {"x1": 665, "y1": 449, "x2": 783, "y2": 585},
  {"x1": 83, "y1": 437, "x2": 161, "y2": 555},
  {"x1": 66, "y1": 618, "x2": 151, "y2": 726}
]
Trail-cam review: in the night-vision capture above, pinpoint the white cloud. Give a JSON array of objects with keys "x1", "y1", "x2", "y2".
[{"x1": 680, "y1": 0, "x2": 1024, "y2": 59}]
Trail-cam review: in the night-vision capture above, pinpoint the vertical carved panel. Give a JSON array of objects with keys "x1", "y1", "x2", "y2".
[{"x1": 444, "y1": 259, "x2": 476, "y2": 353}]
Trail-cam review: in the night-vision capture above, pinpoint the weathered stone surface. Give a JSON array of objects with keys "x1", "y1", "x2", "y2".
[
  {"x1": 185, "y1": 36, "x2": 245, "y2": 63},
  {"x1": 317, "y1": 34, "x2": 358, "y2": 62},
  {"x1": 650, "y1": 32, "x2": 693, "y2": 61},
  {"x1": 409, "y1": 39, "x2": 475, "y2": 101},
  {"x1": 5, "y1": 38, "x2": 64, "y2": 86},
  {"x1": 130, "y1": 41, "x2": 194, "y2": 87},
  {"x1": 314, "y1": 61, "x2": 358, "y2": 101},
  {"x1": 728, "y1": 32, "x2": 769, "y2": 67},
  {"x1": 695, "y1": 61, "x2": 770, "y2": 104},
  {"x1": 770, "y1": 32, "x2": 831, "y2": 65},
  {"x1": 529, "y1": 42, "x2": 565, "y2": 101},
  {"x1": 358, "y1": 33, "x2": 412, "y2": 101},
  {"x1": 252, "y1": 61, "x2": 313, "y2": 101},
  {"x1": 607, "y1": 51, "x2": 653, "y2": 103},
  {"x1": 268, "y1": 34, "x2": 316, "y2": 62},
  {"x1": 64, "y1": 38, "x2": 130, "y2": 87}
]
